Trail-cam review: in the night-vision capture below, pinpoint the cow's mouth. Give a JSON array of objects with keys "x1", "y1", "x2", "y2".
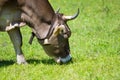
[{"x1": 54, "y1": 49, "x2": 72, "y2": 64}]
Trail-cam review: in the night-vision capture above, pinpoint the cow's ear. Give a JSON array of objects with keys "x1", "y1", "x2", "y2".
[
  {"x1": 43, "y1": 25, "x2": 65, "y2": 45},
  {"x1": 53, "y1": 25, "x2": 64, "y2": 36}
]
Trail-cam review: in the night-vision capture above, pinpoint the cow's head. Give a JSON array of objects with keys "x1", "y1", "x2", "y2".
[{"x1": 31, "y1": 9, "x2": 79, "y2": 64}]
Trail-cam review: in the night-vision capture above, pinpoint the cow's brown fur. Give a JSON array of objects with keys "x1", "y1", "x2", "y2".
[{"x1": 0, "y1": 0, "x2": 79, "y2": 64}]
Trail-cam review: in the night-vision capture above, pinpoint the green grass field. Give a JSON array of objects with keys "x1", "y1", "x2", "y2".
[{"x1": 0, "y1": 0, "x2": 120, "y2": 80}]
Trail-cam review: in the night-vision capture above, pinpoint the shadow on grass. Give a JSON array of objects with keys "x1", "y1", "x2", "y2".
[
  {"x1": 0, "y1": 59, "x2": 56, "y2": 67},
  {"x1": 27, "y1": 58, "x2": 56, "y2": 65},
  {"x1": 0, "y1": 58, "x2": 73, "y2": 67},
  {"x1": 27, "y1": 58, "x2": 73, "y2": 65},
  {"x1": 0, "y1": 60, "x2": 14, "y2": 67}
]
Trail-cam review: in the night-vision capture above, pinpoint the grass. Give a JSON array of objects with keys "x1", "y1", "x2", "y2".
[{"x1": 0, "y1": 0, "x2": 120, "y2": 80}]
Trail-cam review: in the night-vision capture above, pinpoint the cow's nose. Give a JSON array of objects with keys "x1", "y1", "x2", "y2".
[{"x1": 54, "y1": 54, "x2": 72, "y2": 64}]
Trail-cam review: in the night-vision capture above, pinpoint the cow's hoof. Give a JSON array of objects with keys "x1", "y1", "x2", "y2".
[
  {"x1": 17, "y1": 61, "x2": 28, "y2": 65},
  {"x1": 17, "y1": 54, "x2": 27, "y2": 64}
]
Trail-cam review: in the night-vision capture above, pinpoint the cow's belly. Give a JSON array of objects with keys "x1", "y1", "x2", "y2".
[{"x1": 0, "y1": 6, "x2": 22, "y2": 31}]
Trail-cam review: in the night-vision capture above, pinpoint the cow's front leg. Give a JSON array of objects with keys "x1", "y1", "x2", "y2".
[{"x1": 7, "y1": 28, "x2": 27, "y2": 64}]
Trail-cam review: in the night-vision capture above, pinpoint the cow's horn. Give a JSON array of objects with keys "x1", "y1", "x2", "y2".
[
  {"x1": 55, "y1": 8, "x2": 60, "y2": 13},
  {"x1": 63, "y1": 8, "x2": 79, "y2": 20}
]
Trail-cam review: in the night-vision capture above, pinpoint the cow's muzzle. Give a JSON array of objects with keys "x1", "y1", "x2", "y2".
[{"x1": 54, "y1": 54, "x2": 72, "y2": 64}]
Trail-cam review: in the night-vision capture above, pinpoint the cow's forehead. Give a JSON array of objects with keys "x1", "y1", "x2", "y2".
[{"x1": 54, "y1": 13, "x2": 66, "y2": 24}]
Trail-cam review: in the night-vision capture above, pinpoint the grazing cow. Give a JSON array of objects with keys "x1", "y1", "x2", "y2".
[{"x1": 0, "y1": 0, "x2": 79, "y2": 64}]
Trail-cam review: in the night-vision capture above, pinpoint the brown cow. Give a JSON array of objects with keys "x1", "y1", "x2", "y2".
[{"x1": 0, "y1": 0, "x2": 79, "y2": 64}]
